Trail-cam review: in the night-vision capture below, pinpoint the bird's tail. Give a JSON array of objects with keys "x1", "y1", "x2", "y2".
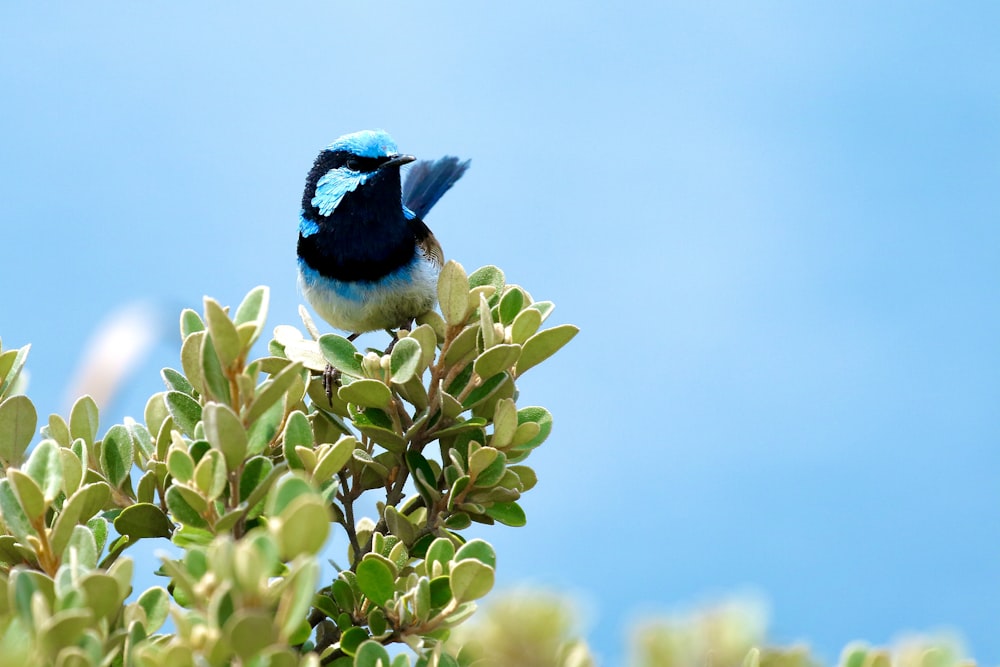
[{"x1": 402, "y1": 156, "x2": 471, "y2": 219}]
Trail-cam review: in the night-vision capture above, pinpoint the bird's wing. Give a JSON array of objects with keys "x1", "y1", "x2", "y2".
[{"x1": 409, "y1": 216, "x2": 444, "y2": 268}]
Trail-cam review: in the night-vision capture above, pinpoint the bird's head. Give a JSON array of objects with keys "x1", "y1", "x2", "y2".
[{"x1": 302, "y1": 129, "x2": 416, "y2": 219}]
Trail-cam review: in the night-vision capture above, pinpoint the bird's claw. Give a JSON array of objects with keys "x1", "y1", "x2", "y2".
[{"x1": 322, "y1": 364, "x2": 341, "y2": 405}]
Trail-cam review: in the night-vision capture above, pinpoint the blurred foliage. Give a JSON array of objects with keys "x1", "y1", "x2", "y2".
[
  {"x1": 449, "y1": 592, "x2": 977, "y2": 667},
  {"x1": 0, "y1": 262, "x2": 577, "y2": 666},
  {"x1": 447, "y1": 590, "x2": 596, "y2": 667}
]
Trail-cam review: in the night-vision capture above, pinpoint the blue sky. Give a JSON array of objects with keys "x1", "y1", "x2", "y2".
[{"x1": 2, "y1": 2, "x2": 998, "y2": 664}]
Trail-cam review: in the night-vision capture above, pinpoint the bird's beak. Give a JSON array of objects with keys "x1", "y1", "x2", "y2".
[{"x1": 381, "y1": 154, "x2": 416, "y2": 169}]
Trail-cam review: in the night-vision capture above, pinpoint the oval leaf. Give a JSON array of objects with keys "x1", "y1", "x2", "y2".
[
  {"x1": 438, "y1": 261, "x2": 470, "y2": 326},
  {"x1": 389, "y1": 337, "x2": 422, "y2": 385},
  {"x1": 356, "y1": 557, "x2": 395, "y2": 607},
  {"x1": 515, "y1": 324, "x2": 579, "y2": 376},
  {"x1": 0, "y1": 395, "x2": 36, "y2": 468},
  {"x1": 450, "y1": 559, "x2": 494, "y2": 602}
]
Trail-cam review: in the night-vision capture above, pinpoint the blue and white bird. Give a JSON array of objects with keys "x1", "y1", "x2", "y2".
[{"x1": 297, "y1": 130, "x2": 469, "y2": 336}]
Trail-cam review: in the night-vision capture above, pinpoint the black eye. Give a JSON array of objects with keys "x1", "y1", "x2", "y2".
[{"x1": 345, "y1": 158, "x2": 361, "y2": 171}]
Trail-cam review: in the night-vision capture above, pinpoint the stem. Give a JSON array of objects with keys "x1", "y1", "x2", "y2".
[{"x1": 337, "y1": 470, "x2": 361, "y2": 560}]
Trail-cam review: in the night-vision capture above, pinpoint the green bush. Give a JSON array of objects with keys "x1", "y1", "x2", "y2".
[{"x1": 0, "y1": 261, "x2": 577, "y2": 666}]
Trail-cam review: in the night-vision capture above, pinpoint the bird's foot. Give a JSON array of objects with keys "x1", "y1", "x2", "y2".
[
  {"x1": 323, "y1": 332, "x2": 361, "y2": 403},
  {"x1": 383, "y1": 319, "x2": 414, "y2": 355},
  {"x1": 322, "y1": 364, "x2": 340, "y2": 405}
]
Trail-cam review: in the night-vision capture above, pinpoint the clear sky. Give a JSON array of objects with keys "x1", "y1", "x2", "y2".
[{"x1": 2, "y1": 2, "x2": 999, "y2": 664}]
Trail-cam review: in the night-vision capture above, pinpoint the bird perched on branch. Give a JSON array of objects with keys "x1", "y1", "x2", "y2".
[{"x1": 297, "y1": 129, "x2": 470, "y2": 337}]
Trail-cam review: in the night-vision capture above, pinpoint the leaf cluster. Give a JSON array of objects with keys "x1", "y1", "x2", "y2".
[{"x1": 0, "y1": 262, "x2": 577, "y2": 666}]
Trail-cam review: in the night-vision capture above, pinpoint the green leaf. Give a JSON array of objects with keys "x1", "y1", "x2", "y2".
[
  {"x1": 314, "y1": 436, "x2": 356, "y2": 482},
  {"x1": 201, "y1": 332, "x2": 231, "y2": 403},
  {"x1": 282, "y1": 410, "x2": 313, "y2": 470},
  {"x1": 0, "y1": 344, "x2": 30, "y2": 400},
  {"x1": 497, "y1": 287, "x2": 525, "y2": 325},
  {"x1": 454, "y1": 539, "x2": 496, "y2": 568},
  {"x1": 508, "y1": 465, "x2": 537, "y2": 492},
  {"x1": 180, "y1": 331, "x2": 206, "y2": 396},
  {"x1": 442, "y1": 326, "x2": 479, "y2": 366},
  {"x1": 194, "y1": 449, "x2": 227, "y2": 500},
  {"x1": 478, "y1": 292, "x2": 497, "y2": 348},
  {"x1": 468, "y1": 265, "x2": 505, "y2": 296},
  {"x1": 408, "y1": 324, "x2": 439, "y2": 368},
  {"x1": 167, "y1": 447, "x2": 195, "y2": 483},
  {"x1": 332, "y1": 577, "x2": 356, "y2": 613},
  {"x1": 485, "y1": 501, "x2": 526, "y2": 527},
  {"x1": 65, "y1": 524, "x2": 98, "y2": 569},
  {"x1": 461, "y1": 373, "x2": 508, "y2": 410},
  {"x1": 473, "y1": 344, "x2": 521, "y2": 380},
  {"x1": 126, "y1": 417, "x2": 155, "y2": 463},
  {"x1": 240, "y1": 456, "x2": 274, "y2": 503},
  {"x1": 509, "y1": 307, "x2": 542, "y2": 345},
  {"x1": 24, "y1": 439, "x2": 61, "y2": 502},
  {"x1": 405, "y1": 451, "x2": 439, "y2": 506},
  {"x1": 245, "y1": 361, "x2": 305, "y2": 425},
  {"x1": 136, "y1": 586, "x2": 170, "y2": 633},
  {"x1": 44, "y1": 413, "x2": 71, "y2": 447},
  {"x1": 38, "y1": 609, "x2": 93, "y2": 657},
  {"x1": 449, "y1": 559, "x2": 494, "y2": 602},
  {"x1": 438, "y1": 261, "x2": 471, "y2": 326},
  {"x1": 354, "y1": 640, "x2": 392, "y2": 667},
  {"x1": 353, "y1": 409, "x2": 405, "y2": 453},
  {"x1": 203, "y1": 402, "x2": 247, "y2": 471},
  {"x1": 318, "y1": 334, "x2": 363, "y2": 377},
  {"x1": 234, "y1": 285, "x2": 270, "y2": 349},
  {"x1": 472, "y1": 451, "x2": 506, "y2": 488},
  {"x1": 203, "y1": 297, "x2": 241, "y2": 370},
  {"x1": 514, "y1": 406, "x2": 553, "y2": 451},
  {"x1": 515, "y1": 324, "x2": 579, "y2": 376},
  {"x1": 267, "y1": 474, "x2": 314, "y2": 516},
  {"x1": 339, "y1": 379, "x2": 392, "y2": 409},
  {"x1": 0, "y1": 479, "x2": 32, "y2": 540},
  {"x1": 247, "y1": 399, "x2": 283, "y2": 456},
  {"x1": 489, "y1": 398, "x2": 517, "y2": 450},
  {"x1": 8, "y1": 469, "x2": 45, "y2": 522},
  {"x1": 161, "y1": 367, "x2": 195, "y2": 396},
  {"x1": 467, "y1": 447, "x2": 498, "y2": 479},
  {"x1": 180, "y1": 308, "x2": 205, "y2": 338},
  {"x1": 79, "y1": 571, "x2": 122, "y2": 620},
  {"x1": 356, "y1": 557, "x2": 395, "y2": 607},
  {"x1": 59, "y1": 447, "x2": 83, "y2": 498},
  {"x1": 277, "y1": 559, "x2": 319, "y2": 640},
  {"x1": 114, "y1": 503, "x2": 173, "y2": 539},
  {"x1": 226, "y1": 610, "x2": 279, "y2": 662},
  {"x1": 165, "y1": 391, "x2": 202, "y2": 439},
  {"x1": 101, "y1": 424, "x2": 133, "y2": 488},
  {"x1": 340, "y1": 626, "x2": 369, "y2": 656},
  {"x1": 165, "y1": 486, "x2": 209, "y2": 529},
  {"x1": 69, "y1": 395, "x2": 99, "y2": 446},
  {"x1": 0, "y1": 395, "x2": 36, "y2": 466},
  {"x1": 530, "y1": 300, "x2": 555, "y2": 321},
  {"x1": 389, "y1": 337, "x2": 421, "y2": 385}
]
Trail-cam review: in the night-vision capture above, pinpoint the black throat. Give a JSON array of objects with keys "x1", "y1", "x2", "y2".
[{"x1": 298, "y1": 167, "x2": 417, "y2": 283}]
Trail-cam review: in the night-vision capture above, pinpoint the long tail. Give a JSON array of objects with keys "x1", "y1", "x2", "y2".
[{"x1": 403, "y1": 156, "x2": 471, "y2": 219}]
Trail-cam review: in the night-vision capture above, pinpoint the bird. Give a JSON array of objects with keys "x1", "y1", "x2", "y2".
[{"x1": 297, "y1": 130, "x2": 470, "y2": 339}]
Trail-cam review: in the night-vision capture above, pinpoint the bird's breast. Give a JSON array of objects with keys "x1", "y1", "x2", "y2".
[{"x1": 297, "y1": 206, "x2": 417, "y2": 283}]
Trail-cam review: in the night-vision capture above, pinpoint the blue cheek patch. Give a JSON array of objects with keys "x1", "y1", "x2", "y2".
[{"x1": 312, "y1": 168, "x2": 367, "y2": 216}]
